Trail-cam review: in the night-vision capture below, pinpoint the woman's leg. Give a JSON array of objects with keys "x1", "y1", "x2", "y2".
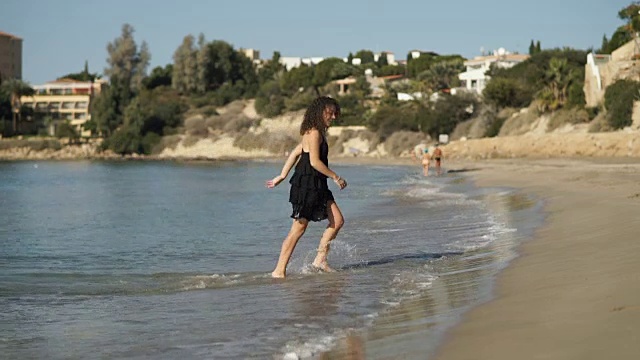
[
  {"x1": 313, "y1": 200, "x2": 345, "y2": 271},
  {"x1": 272, "y1": 218, "x2": 309, "y2": 278}
]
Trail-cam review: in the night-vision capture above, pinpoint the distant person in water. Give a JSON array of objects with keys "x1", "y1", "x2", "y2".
[
  {"x1": 266, "y1": 96, "x2": 347, "y2": 278},
  {"x1": 421, "y1": 148, "x2": 430, "y2": 176},
  {"x1": 432, "y1": 143, "x2": 444, "y2": 176}
]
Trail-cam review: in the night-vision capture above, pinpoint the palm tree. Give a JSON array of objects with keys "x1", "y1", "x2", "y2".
[
  {"x1": 537, "y1": 58, "x2": 573, "y2": 111},
  {"x1": 417, "y1": 60, "x2": 465, "y2": 92},
  {"x1": 0, "y1": 79, "x2": 35, "y2": 135}
]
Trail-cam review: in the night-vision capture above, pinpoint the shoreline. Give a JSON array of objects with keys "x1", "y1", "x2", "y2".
[
  {"x1": 3, "y1": 149, "x2": 640, "y2": 358},
  {"x1": 434, "y1": 158, "x2": 640, "y2": 360}
]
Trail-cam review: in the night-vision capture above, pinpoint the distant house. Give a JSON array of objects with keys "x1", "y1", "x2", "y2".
[
  {"x1": 334, "y1": 76, "x2": 357, "y2": 95},
  {"x1": 407, "y1": 50, "x2": 438, "y2": 61},
  {"x1": 20, "y1": 78, "x2": 107, "y2": 137},
  {"x1": 374, "y1": 51, "x2": 397, "y2": 65},
  {"x1": 584, "y1": 39, "x2": 640, "y2": 107},
  {"x1": 279, "y1": 56, "x2": 324, "y2": 70},
  {"x1": 458, "y1": 48, "x2": 529, "y2": 94},
  {"x1": 332, "y1": 74, "x2": 405, "y2": 97},
  {"x1": 239, "y1": 48, "x2": 260, "y2": 61}
]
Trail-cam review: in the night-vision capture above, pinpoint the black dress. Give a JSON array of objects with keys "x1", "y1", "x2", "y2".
[{"x1": 288, "y1": 137, "x2": 335, "y2": 222}]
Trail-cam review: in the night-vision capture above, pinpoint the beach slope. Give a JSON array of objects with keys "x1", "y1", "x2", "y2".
[{"x1": 436, "y1": 158, "x2": 640, "y2": 360}]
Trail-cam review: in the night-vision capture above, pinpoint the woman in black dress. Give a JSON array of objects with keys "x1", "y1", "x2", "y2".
[{"x1": 266, "y1": 96, "x2": 347, "y2": 278}]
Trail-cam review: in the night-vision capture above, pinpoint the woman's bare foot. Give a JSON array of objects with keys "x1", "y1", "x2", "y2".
[
  {"x1": 312, "y1": 262, "x2": 336, "y2": 273},
  {"x1": 271, "y1": 271, "x2": 285, "y2": 278}
]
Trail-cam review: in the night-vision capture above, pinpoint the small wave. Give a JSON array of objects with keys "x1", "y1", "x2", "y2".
[{"x1": 0, "y1": 271, "x2": 273, "y2": 297}]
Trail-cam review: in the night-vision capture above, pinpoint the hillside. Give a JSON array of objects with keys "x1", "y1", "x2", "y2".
[
  {"x1": 156, "y1": 99, "x2": 640, "y2": 161},
  {"x1": 2, "y1": 99, "x2": 640, "y2": 161}
]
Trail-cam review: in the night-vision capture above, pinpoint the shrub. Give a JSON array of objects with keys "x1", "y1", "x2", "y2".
[
  {"x1": 585, "y1": 106, "x2": 601, "y2": 120},
  {"x1": 184, "y1": 116, "x2": 208, "y2": 137},
  {"x1": 384, "y1": 131, "x2": 428, "y2": 156},
  {"x1": 498, "y1": 105, "x2": 539, "y2": 136},
  {"x1": 182, "y1": 135, "x2": 201, "y2": 147},
  {"x1": 485, "y1": 117, "x2": 506, "y2": 137},
  {"x1": 566, "y1": 80, "x2": 586, "y2": 108},
  {"x1": 588, "y1": 112, "x2": 613, "y2": 133},
  {"x1": 255, "y1": 95, "x2": 285, "y2": 118},
  {"x1": 233, "y1": 130, "x2": 298, "y2": 154},
  {"x1": 547, "y1": 108, "x2": 590, "y2": 131},
  {"x1": 141, "y1": 132, "x2": 162, "y2": 155},
  {"x1": 604, "y1": 79, "x2": 640, "y2": 129},
  {"x1": 368, "y1": 104, "x2": 419, "y2": 140},
  {"x1": 222, "y1": 115, "x2": 256, "y2": 133},
  {"x1": 55, "y1": 121, "x2": 79, "y2": 142},
  {"x1": 483, "y1": 78, "x2": 531, "y2": 109},
  {"x1": 421, "y1": 93, "x2": 479, "y2": 139},
  {"x1": 104, "y1": 126, "x2": 143, "y2": 155},
  {"x1": 158, "y1": 134, "x2": 182, "y2": 151}
]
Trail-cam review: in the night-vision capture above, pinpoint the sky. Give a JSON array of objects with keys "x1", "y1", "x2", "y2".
[{"x1": 1, "y1": 0, "x2": 632, "y2": 84}]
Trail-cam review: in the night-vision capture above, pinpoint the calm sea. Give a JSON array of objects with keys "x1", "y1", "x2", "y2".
[{"x1": 0, "y1": 160, "x2": 542, "y2": 359}]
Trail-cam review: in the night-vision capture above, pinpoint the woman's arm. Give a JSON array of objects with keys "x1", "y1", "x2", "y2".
[
  {"x1": 266, "y1": 143, "x2": 303, "y2": 188},
  {"x1": 306, "y1": 130, "x2": 347, "y2": 190}
]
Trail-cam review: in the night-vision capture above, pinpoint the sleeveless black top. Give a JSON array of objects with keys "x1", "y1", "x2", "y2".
[{"x1": 288, "y1": 137, "x2": 334, "y2": 222}]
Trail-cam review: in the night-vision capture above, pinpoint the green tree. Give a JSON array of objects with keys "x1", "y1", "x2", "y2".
[
  {"x1": 529, "y1": 40, "x2": 536, "y2": 55},
  {"x1": 489, "y1": 48, "x2": 587, "y2": 105},
  {"x1": 536, "y1": 57, "x2": 574, "y2": 111},
  {"x1": 535, "y1": 41, "x2": 541, "y2": 53},
  {"x1": 619, "y1": 2, "x2": 640, "y2": 33},
  {"x1": 59, "y1": 61, "x2": 100, "y2": 81},
  {"x1": 255, "y1": 80, "x2": 285, "y2": 117},
  {"x1": 0, "y1": 79, "x2": 35, "y2": 135},
  {"x1": 418, "y1": 59, "x2": 464, "y2": 91},
  {"x1": 105, "y1": 23, "x2": 150, "y2": 92},
  {"x1": 203, "y1": 40, "x2": 258, "y2": 95},
  {"x1": 420, "y1": 94, "x2": 478, "y2": 138},
  {"x1": 406, "y1": 54, "x2": 464, "y2": 78},
  {"x1": 602, "y1": 27, "x2": 632, "y2": 54},
  {"x1": 377, "y1": 52, "x2": 389, "y2": 67},
  {"x1": 144, "y1": 64, "x2": 173, "y2": 89},
  {"x1": 367, "y1": 103, "x2": 420, "y2": 139},
  {"x1": 258, "y1": 51, "x2": 285, "y2": 84},
  {"x1": 354, "y1": 50, "x2": 375, "y2": 64},
  {"x1": 600, "y1": 35, "x2": 610, "y2": 53},
  {"x1": 103, "y1": 87, "x2": 186, "y2": 154},
  {"x1": 86, "y1": 86, "x2": 120, "y2": 136},
  {"x1": 377, "y1": 64, "x2": 405, "y2": 76},
  {"x1": 311, "y1": 57, "x2": 348, "y2": 93},
  {"x1": 172, "y1": 34, "x2": 198, "y2": 93},
  {"x1": 483, "y1": 77, "x2": 531, "y2": 108},
  {"x1": 280, "y1": 64, "x2": 314, "y2": 93},
  {"x1": 93, "y1": 23, "x2": 150, "y2": 137},
  {"x1": 196, "y1": 33, "x2": 209, "y2": 93}
]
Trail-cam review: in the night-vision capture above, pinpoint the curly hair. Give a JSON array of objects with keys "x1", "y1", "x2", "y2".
[{"x1": 299, "y1": 96, "x2": 341, "y2": 135}]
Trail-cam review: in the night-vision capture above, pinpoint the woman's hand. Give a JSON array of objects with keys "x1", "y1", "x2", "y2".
[
  {"x1": 333, "y1": 176, "x2": 347, "y2": 190},
  {"x1": 266, "y1": 175, "x2": 284, "y2": 188}
]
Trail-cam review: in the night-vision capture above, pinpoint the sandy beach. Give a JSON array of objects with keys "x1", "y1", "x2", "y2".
[{"x1": 434, "y1": 157, "x2": 640, "y2": 360}]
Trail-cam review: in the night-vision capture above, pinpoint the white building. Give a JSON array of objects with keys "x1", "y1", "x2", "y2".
[
  {"x1": 374, "y1": 51, "x2": 396, "y2": 65},
  {"x1": 279, "y1": 56, "x2": 325, "y2": 70},
  {"x1": 458, "y1": 48, "x2": 529, "y2": 94}
]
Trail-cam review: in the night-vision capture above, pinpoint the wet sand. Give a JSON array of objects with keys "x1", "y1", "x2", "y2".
[{"x1": 435, "y1": 158, "x2": 640, "y2": 360}]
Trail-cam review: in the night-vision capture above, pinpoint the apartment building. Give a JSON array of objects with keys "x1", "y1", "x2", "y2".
[
  {"x1": 0, "y1": 31, "x2": 22, "y2": 80},
  {"x1": 458, "y1": 48, "x2": 529, "y2": 94},
  {"x1": 20, "y1": 78, "x2": 106, "y2": 137}
]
